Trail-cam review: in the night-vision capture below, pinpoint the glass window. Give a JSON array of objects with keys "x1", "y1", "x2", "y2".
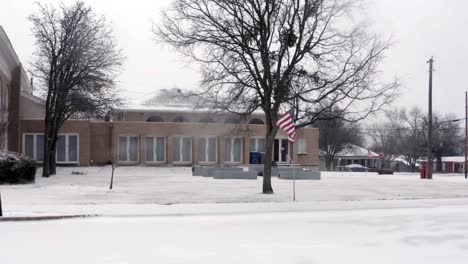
[
  {"x1": 225, "y1": 137, "x2": 232, "y2": 162},
  {"x1": 36, "y1": 135, "x2": 44, "y2": 161},
  {"x1": 199, "y1": 138, "x2": 207, "y2": 162},
  {"x1": 208, "y1": 138, "x2": 217, "y2": 162},
  {"x1": 182, "y1": 137, "x2": 192, "y2": 162},
  {"x1": 25, "y1": 135, "x2": 34, "y2": 158},
  {"x1": 119, "y1": 136, "x2": 127, "y2": 161},
  {"x1": 146, "y1": 136, "x2": 166, "y2": 162},
  {"x1": 173, "y1": 137, "x2": 180, "y2": 162},
  {"x1": 173, "y1": 137, "x2": 192, "y2": 163},
  {"x1": 199, "y1": 137, "x2": 217, "y2": 163},
  {"x1": 298, "y1": 139, "x2": 307, "y2": 154},
  {"x1": 156, "y1": 137, "x2": 165, "y2": 162},
  {"x1": 233, "y1": 138, "x2": 242, "y2": 162},
  {"x1": 129, "y1": 136, "x2": 139, "y2": 161},
  {"x1": 250, "y1": 138, "x2": 265, "y2": 153},
  {"x1": 146, "y1": 137, "x2": 154, "y2": 161},
  {"x1": 57, "y1": 135, "x2": 66, "y2": 162},
  {"x1": 68, "y1": 135, "x2": 78, "y2": 162},
  {"x1": 225, "y1": 137, "x2": 242, "y2": 163}
]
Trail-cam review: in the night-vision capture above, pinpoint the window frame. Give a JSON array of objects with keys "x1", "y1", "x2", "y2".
[
  {"x1": 172, "y1": 136, "x2": 193, "y2": 164},
  {"x1": 249, "y1": 137, "x2": 266, "y2": 153},
  {"x1": 145, "y1": 135, "x2": 167, "y2": 164},
  {"x1": 118, "y1": 134, "x2": 140, "y2": 164},
  {"x1": 22, "y1": 133, "x2": 80, "y2": 164},
  {"x1": 297, "y1": 138, "x2": 307, "y2": 154},
  {"x1": 56, "y1": 134, "x2": 80, "y2": 164},
  {"x1": 224, "y1": 136, "x2": 243, "y2": 164},
  {"x1": 198, "y1": 136, "x2": 218, "y2": 164}
]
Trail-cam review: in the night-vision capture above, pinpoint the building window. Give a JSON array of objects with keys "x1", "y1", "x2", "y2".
[
  {"x1": 23, "y1": 133, "x2": 78, "y2": 163},
  {"x1": 145, "y1": 136, "x2": 166, "y2": 163},
  {"x1": 119, "y1": 135, "x2": 139, "y2": 162},
  {"x1": 200, "y1": 116, "x2": 215, "y2": 123},
  {"x1": 23, "y1": 133, "x2": 44, "y2": 162},
  {"x1": 56, "y1": 134, "x2": 79, "y2": 163},
  {"x1": 146, "y1": 116, "x2": 164, "y2": 122},
  {"x1": 249, "y1": 118, "x2": 264, "y2": 125},
  {"x1": 173, "y1": 116, "x2": 190, "y2": 123},
  {"x1": 225, "y1": 136, "x2": 242, "y2": 163},
  {"x1": 297, "y1": 139, "x2": 307, "y2": 154},
  {"x1": 199, "y1": 136, "x2": 217, "y2": 163},
  {"x1": 224, "y1": 117, "x2": 241, "y2": 124},
  {"x1": 172, "y1": 136, "x2": 192, "y2": 163},
  {"x1": 250, "y1": 137, "x2": 265, "y2": 153}
]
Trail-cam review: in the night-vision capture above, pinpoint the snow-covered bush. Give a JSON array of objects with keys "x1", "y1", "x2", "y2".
[{"x1": 0, "y1": 151, "x2": 36, "y2": 184}]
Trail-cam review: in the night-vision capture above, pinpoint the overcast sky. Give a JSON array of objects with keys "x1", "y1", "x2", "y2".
[{"x1": 1, "y1": 0, "x2": 468, "y2": 120}]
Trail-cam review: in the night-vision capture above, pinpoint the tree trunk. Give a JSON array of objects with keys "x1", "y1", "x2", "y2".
[
  {"x1": 436, "y1": 154, "x2": 443, "y2": 173},
  {"x1": 49, "y1": 129, "x2": 59, "y2": 175},
  {"x1": 42, "y1": 119, "x2": 51, "y2": 177},
  {"x1": 325, "y1": 155, "x2": 333, "y2": 171},
  {"x1": 263, "y1": 132, "x2": 275, "y2": 194}
]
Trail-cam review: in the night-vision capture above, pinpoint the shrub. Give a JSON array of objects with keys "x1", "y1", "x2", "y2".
[{"x1": 0, "y1": 151, "x2": 37, "y2": 184}]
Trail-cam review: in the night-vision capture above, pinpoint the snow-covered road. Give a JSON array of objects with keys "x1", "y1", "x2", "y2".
[{"x1": 2, "y1": 204, "x2": 468, "y2": 264}]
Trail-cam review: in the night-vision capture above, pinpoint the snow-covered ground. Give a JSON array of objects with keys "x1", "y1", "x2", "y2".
[
  {"x1": 1, "y1": 166, "x2": 468, "y2": 216},
  {"x1": 2, "y1": 204, "x2": 468, "y2": 264}
]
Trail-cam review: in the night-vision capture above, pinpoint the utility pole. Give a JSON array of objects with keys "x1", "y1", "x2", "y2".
[
  {"x1": 465, "y1": 91, "x2": 467, "y2": 179},
  {"x1": 427, "y1": 57, "x2": 434, "y2": 180}
]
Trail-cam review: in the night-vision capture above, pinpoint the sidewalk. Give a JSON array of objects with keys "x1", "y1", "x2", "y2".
[{"x1": 3, "y1": 198, "x2": 468, "y2": 218}]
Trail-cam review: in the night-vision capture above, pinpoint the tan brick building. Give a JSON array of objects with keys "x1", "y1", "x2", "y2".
[{"x1": 1, "y1": 26, "x2": 320, "y2": 168}]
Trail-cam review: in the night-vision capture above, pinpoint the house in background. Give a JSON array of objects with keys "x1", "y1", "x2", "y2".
[
  {"x1": 419, "y1": 157, "x2": 465, "y2": 173},
  {"x1": 1, "y1": 26, "x2": 320, "y2": 169},
  {"x1": 322, "y1": 144, "x2": 383, "y2": 171}
]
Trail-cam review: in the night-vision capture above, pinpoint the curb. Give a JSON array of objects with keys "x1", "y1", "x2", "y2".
[{"x1": 0, "y1": 214, "x2": 97, "y2": 222}]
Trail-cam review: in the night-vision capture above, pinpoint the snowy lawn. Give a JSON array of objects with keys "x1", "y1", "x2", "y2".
[
  {"x1": 0, "y1": 166, "x2": 468, "y2": 216},
  {"x1": 1, "y1": 204, "x2": 468, "y2": 264},
  {"x1": 1, "y1": 166, "x2": 468, "y2": 205}
]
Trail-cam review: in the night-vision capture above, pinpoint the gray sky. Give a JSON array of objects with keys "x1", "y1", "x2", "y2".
[{"x1": 1, "y1": 0, "x2": 468, "y2": 119}]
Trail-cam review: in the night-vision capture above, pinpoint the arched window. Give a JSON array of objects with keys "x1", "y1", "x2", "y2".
[
  {"x1": 200, "y1": 116, "x2": 215, "y2": 123},
  {"x1": 224, "y1": 117, "x2": 241, "y2": 124},
  {"x1": 249, "y1": 118, "x2": 264, "y2": 125},
  {"x1": 173, "y1": 116, "x2": 190, "y2": 123},
  {"x1": 146, "y1": 116, "x2": 164, "y2": 122}
]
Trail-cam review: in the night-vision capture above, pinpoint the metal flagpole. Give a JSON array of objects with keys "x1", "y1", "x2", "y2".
[
  {"x1": 465, "y1": 91, "x2": 467, "y2": 179},
  {"x1": 288, "y1": 154, "x2": 295, "y2": 201}
]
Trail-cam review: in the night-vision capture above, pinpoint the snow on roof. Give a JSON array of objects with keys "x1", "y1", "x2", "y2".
[
  {"x1": 335, "y1": 144, "x2": 379, "y2": 158},
  {"x1": 115, "y1": 88, "x2": 265, "y2": 115},
  {"x1": 441, "y1": 157, "x2": 466, "y2": 163},
  {"x1": 418, "y1": 156, "x2": 466, "y2": 163}
]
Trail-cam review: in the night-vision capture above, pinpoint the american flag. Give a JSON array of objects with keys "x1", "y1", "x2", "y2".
[{"x1": 276, "y1": 110, "x2": 296, "y2": 143}]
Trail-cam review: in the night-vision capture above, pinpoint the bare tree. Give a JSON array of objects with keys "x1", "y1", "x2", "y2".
[
  {"x1": 156, "y1": 0, "x2": 398, "y2": 193},
  {"x1": 386, "y1": 107, "x2": 425, "y2": 172},
  {"x1": 29, "y1": 1, "x2": 123, "y2": 177},
  {"x1": 368, "y1": 122, "x2": 399, "y2": 168},
  {"x1": 316, "y1": 109, "x2": 362, "y2": 170},
  {"x1": 422, "y1": 113, "x2": 462, "y2": 172}
]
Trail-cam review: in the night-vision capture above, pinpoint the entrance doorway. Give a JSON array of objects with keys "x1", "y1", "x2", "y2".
[{"x1": 274, "y1": 139, "x2": 289, "y2": 163}]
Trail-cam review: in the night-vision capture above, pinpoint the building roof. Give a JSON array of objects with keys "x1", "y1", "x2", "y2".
[
  {"x1": 0, "y1": 25, "x2": 33, "y2": 94},
  {"x1": 334, "y1": 144, "x2": 380, "y2": 158},
  {"x1": 418, "y1": 156, "x2": 466, "y2": 163},
  {"x1": 116, "y1": 88, "x2": 265, "y2": 116}
]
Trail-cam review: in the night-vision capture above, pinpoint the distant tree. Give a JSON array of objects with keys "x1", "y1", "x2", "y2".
[
  {"x1": 316, "y1": 110, "x2": 362, "y2": 171},
  {"x1": 368, "y1": 122, "x2": 399, "y2": 168},
  {"x1": 386, "y1": 107, "x2": 425, "y2": 172},
  {"x1": 29, "y1": 1, "x2": 123, "y2": 177},
  {"x1": 422, "y1": 113, "x2": 462, "y2": 172},
  {"x1": 156, "y1": 0, "x2": 398, "y2": 193}
]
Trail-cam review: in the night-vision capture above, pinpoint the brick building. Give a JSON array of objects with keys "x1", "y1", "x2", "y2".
[{"x1": 1, "y1": 26, "x2": 320, "y2": 168}]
